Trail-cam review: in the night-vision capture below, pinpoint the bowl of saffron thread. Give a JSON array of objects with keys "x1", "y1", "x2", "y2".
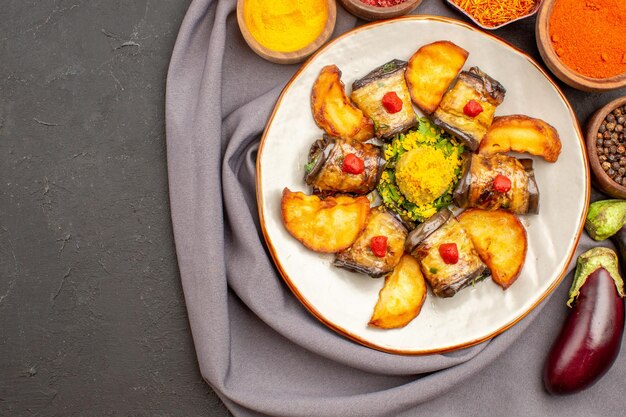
[{"x1": 445, "y1": 0, "x2": 542, "y2": 30}]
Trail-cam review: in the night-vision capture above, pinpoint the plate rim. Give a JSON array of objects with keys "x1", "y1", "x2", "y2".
[{"x1": 255, "y1": 15, "x2": 591, "y2": 355}]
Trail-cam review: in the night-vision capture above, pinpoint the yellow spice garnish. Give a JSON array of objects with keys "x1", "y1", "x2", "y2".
[{"x1": 395, "y1": 147, "x2": 459, "y2": 207}]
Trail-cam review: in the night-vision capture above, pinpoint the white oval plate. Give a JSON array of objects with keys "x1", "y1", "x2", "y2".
[{"x1": 256, "y1": 16, "x2": 589, "y2": 354}]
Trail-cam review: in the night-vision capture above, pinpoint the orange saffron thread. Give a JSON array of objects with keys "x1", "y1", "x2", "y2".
[{"x1": 452, "y1": 0, "x2": 538, "y2": 28}]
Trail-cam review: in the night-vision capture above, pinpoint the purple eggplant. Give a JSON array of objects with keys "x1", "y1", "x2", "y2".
[
  {"x1": 610, "y1": 224, "x2": 626, "y2": 273},
  {"x1": 544, "y1": 247, "x2": 625, "y2": 395}
]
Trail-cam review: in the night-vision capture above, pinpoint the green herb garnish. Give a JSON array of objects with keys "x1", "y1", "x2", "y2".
[
  {"x1": 382, "y1": 62, "x2": 397, "y2": 72},
  {"x1": 304, "y1": 158, "x2": 318, "y2": 174}
]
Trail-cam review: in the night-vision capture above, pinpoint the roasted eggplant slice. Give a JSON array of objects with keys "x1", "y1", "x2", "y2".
[
  {"x1": 334, "y1": 207, "x2": 409, "y2": 278},
  {"x1": 350, "y1": 60, "x2": 417, "y2": 141},
  {"x1": 405, "y1": 208, "x2": 490, "y2": 298},
  {"x1": 305, "y1": 136, "x2": 386, "y2": 196},
  {"x1": 432, "y1": 67, "x2": 506, "y2": 151},
  {"x1": 453, "y1": 153, "x2": 539, "y2": 214}
]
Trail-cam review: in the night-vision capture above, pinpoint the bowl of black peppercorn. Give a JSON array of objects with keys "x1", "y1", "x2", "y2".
[{"x1": 587, "y1": 96, "x2": 626, "y2": 198}]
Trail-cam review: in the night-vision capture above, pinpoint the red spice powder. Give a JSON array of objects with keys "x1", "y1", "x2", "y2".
[
  {"x1": 549, "y1": 0, "x2": 626, "y2": 78},
  {"x1": 360, "y1": 0, "x2": 407, "y2": 6}
]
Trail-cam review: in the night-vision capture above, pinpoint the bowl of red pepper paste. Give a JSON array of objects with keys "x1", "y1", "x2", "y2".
[{"x1": 338, "y1": 0, "x2": 423, "y2": 21}]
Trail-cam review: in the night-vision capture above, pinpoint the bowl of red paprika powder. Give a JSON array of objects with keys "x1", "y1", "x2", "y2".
[
  {"x1": 339, "y1": 0, "x2": 423, "y2": 21},
  {"x1": 536, "y1": 0, "x2": 626, "y2": 91}
]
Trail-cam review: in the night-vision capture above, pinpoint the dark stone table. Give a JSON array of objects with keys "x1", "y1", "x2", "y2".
[{"x1": 1, "y1": 1, "x2": 229, "y2": 415}]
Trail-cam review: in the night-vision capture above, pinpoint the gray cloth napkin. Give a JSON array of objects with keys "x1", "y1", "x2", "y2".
[{"x1": 166, "y1": 0, "x2": 626, "y2": 415}]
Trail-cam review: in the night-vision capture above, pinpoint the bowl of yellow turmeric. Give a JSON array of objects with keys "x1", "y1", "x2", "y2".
[{"x1": 237, "y1": 0, "x2": 337, "y2": 65}]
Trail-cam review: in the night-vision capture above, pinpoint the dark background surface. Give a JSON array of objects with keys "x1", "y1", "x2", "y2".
[
  {"x1": 1, "y1": 0, "x2": 229, "y2": 415},
  {"x1": 2, "y1": 0, "x2": 626, "y2": 416}
]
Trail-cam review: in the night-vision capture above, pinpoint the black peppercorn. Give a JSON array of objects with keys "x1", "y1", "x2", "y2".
[{"x1": 595, "y1": 106, "x2": 626, "y2": 186}]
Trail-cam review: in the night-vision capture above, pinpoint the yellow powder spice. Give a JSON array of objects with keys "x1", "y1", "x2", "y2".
[
  {"x1": 243, "y1": 0, "x2": 328, "y2": 53},
  {"x1": 395, "y1": 147, "x2": 459, "y2": 208}
]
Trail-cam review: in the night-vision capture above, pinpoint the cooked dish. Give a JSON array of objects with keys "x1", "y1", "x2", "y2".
[
  {"x1": 334, "y1": 207, "x2": 409, "y2": 278},
  {"x1": 311, "y1": 65, "x2": 374, "y2": 142},
  {"x1": 433, "y1": 67, "x2": 506, "y2": 151},
  {"x1": 278, "y1": 38, "x2": 560, "y2": 328},
  {"x1": 458, "y1": 209, "x2": 528, "y2": 289},
  {"x1": 453, "y1": 153, "x2": 539, "y2": 214},
  {"x1": 281, "y1": 188, "x2": 370, "y2": 253},
  {"x1": 405, "y1": 208, "x2": 490, "y2": 298},
  {"x1": 305, "y1": 136, "x2": 386, "y2": 195},
  {"x1": 479, "y1": 115, "x2": 562, "y2": 163},
  {"x1": 405, "y1": 40, "x2": 469, "y2": 114},
  {"x1": 369, "y1": 254, "x2": 426, "y2": 329},
  {"x1": 350, "y1": 59, "x2": 417, "y2": 140},
  {"x1": 377, "y1": 118, "x2": 465, "y2": 224}
]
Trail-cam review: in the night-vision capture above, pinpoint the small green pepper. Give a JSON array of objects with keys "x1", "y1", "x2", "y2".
[{"x1": 584, "y1": 199, "x2": 626, "y2": 241}]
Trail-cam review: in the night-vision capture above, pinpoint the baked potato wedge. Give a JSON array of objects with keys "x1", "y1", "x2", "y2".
[
  {"x1": 479, "y1": 115, "x2": 562, "y2": 163},
  {"x1": 281, "y1": 188, "x2": 370, "y2": 253},
  {"x1": 311, "y1": 65, "x2": 375, "y2": 142},
  {"x1": 369, "y1": 254, "x2": 427, "y2": 329},
  {"x1": 458, "y1": 209, "x2": 528, "y2": 289},
  {"x1": 405, "y1": 41, "x2": 469, "y2": 114}
]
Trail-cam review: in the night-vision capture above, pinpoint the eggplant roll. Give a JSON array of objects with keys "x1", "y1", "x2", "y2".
[
  {"x1": 334, "y1": 207, "x2": 409, "y2": 278},
  {"x1": 432, "y1": 67, "x2": 506, "y2": 151},
  {"x1": 453, "y1": 153, "x2": 539, "y2": 214},
  {"x1": 405, "y1": 208, "x2": 489, "y2": 298},
  {"x1": 305, "y1": 136, "x2": 385, "y2": 195},
  {"x1": 350, "y1": 59, "x2": 417, "y2": 140}
]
